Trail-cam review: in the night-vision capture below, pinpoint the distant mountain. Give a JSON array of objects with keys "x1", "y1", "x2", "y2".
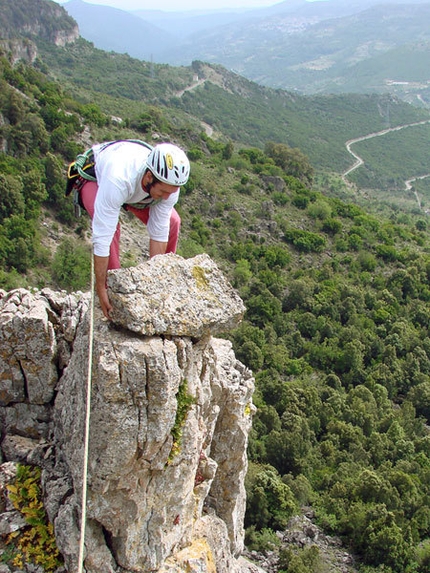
[
  {"x1": 5, "y1": 0, "x2": 428, "y2": 175},
  {"x1": 134, "y1": 0, "x2": 430, "y2": 39},
  {"x1": 63, "y1": 0, "x2": 177, "y2": 60},
  {"x1": 157, "y1": 1, "x2": 430, "y2": 106},
  {"x1": 62, "y1": 0, "x2": 430, "y2": 105},
  {"x1": 131, "y1": 8, "x2": 253, "y2": 40},
  {"x1": 61, "y1": 0, "x2": 377, "y2": 62}
]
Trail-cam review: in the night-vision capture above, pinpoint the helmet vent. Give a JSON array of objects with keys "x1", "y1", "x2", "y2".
[{"x1": 146, "y1": 143, "x2": 190, "y2": 186}]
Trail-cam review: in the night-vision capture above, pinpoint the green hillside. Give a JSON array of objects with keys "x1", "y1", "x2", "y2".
[
  {"x1": 35, "y1": 39, "x2": 430, "y2": 178},
  {"x1": 3, "y1": 2, "x2": 430, "y2": 572},
  {"x1": 348, "y1": 122, "x2": 430, "y2": 190},
  {"x1": 325, "y1": 42, "x2": 430, "y2": 93}
]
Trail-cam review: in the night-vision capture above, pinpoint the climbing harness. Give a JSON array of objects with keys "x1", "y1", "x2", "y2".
[
  {"x1": 65, "y1": 149, "x2": 96, "y2": 218},
  {"x1": 78, "y1": 253, "x2": 95, "y2": 573}
]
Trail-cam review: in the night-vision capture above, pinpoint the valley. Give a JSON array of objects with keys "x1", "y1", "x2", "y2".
[{"x1": 63, "y1": 0, "x2": 430, "y2": 107}]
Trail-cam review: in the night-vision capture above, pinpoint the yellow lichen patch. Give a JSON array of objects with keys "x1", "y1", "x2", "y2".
[
  {"x1": 245, "y1": 401, "x2": 253, "y2": 417},
  {"x1": 188, "y1": 538, "x2": 217, "y2": 572},
  {"x1": 192, "y1": 266, "x2": 210, "y2": 289},
  {"x1": 174, "y1": 538, "x2": 217, "y2": 573},
  {"x1": 158, "y1": 537, "x2": 217, "y2": 572}
]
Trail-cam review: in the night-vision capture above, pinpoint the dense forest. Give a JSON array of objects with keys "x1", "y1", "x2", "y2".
[{"x1": 3, "y1": 1, "x2": 430, "y2": 571}]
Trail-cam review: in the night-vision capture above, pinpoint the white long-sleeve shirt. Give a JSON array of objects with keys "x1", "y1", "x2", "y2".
[{"x1": 92, "y1": 141, "x2": 179, "y2": 257}]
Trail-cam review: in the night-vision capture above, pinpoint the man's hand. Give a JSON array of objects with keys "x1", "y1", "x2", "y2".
[
  {"x1": 149, "y1": 239, "x2": 168, "y2": 258},
  {"x1": 96, "y1": 284, "x2": 113, "y2": 319},
  {"x1": 94, "y1": 255, "x2": 112, "y2": 319}
]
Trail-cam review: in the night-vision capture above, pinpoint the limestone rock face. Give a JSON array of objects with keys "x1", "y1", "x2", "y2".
[
  {"x1": 0, "y1": 255, "x2": 256, "y2": 573},
  {"x1": 0, "y1": 39, "x2": 39, "y2": 65},
  {"x1": 107, "y1": 253, "x2": 246, "y2": 337},
  {"x1": 0, "y1": 1, "x2": 80, "y2": 45}
]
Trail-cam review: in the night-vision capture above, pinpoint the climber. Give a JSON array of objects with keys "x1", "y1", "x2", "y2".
[{"x1": 77, "y1": 140, "x2": 190, "y2": 319}]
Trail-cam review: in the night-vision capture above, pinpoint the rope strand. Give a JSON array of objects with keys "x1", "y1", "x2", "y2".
[{"x1": 78, "y1": 253, "x2": 95, "y2": 573}]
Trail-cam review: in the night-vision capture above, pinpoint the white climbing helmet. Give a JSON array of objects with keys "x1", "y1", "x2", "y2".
[{"x1": 146, "y1": 143, "x2": 190, "y2": 186}]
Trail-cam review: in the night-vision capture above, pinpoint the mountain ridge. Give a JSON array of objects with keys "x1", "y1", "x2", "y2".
[
  {"x1": 64, "y1": 0, "x2": 176, "y2": 61},
  {"x1": 61, "y1": 0, "x2": 430, "y2": 104}
]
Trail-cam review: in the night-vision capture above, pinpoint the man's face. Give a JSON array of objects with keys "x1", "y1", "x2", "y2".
[
  {"x1": 143, "y1": 171, "x2": 179, "y2": 200},
  {"x1": 149, "y1": 181, "x2": 179, "y2": 201}
]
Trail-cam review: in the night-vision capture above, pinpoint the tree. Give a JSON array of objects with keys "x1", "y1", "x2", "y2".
[
  {"x1": 265, "y1": 413, "x2": 312, "y2": 475},
  {"x1": 245, "y1": 463, "x2": 297, "y2": 530},
  {"x1": 278, "y1": 546, "x2": 324, "y2": 573},
  {"x1": 4, "y1": 89, "x2": 25, "y2": 125},
  {"x1": 407, "y1": 382, "x2": 430, "y2": 421},
  {"x1": 233, "y1": 258, "x2": 252, "y2": 287},
  {"x1": 222, "y1": 141, "x2": 234, "y2": 160},
  {"x1": 365, "y1": 518, "x2": 412, "y2": 571},
  {"x1": 21, "y1": 113, "x2": 49, "y2": 153},
  {"x1": 81, "y1": 103, "x2": 108, "y2": 127},
  {"x1": 265, "y1": 142, "x2": 314, "y2": 184},
  {"x1": 22, "y1": 168, "x2": 47, "y2": 220},
  {"x1": 2, "y1": 215, "x2": 37, "y2": 273},
  {"x1": 44, "y1": 152, "x2": 65, "y2": 204},
  {"x1": 52, "y1": 237, "x2": 91, "y2": 291},
  {"x1": 416, "y1": 539, "x2": 430, "y2": 572},
  {"x1": 236, "y1": 340, "x2": 264, "y2": 371},
  {"x1": 246, "y1": 290, "x2": 282, "y2": 328},
  {"x1": 283, "y1": 279, "x2": 315, "y2": 311},
  {"x1": 322, "y1": 217, "x2": 342, "y2": 235},
  {"x1": 0, "y1": 173, "x2": 25, "y2": 222}
]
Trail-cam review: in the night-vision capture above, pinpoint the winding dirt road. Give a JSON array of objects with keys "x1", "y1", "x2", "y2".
[{"x1": 342, "y1": 120, "x2": 430, "y2": 194}]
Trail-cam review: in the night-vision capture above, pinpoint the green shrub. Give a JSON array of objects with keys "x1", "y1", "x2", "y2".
[
  {"x1": 283, "y1": 228, "x2": 326, "y2": 253},
  {"x1": 52, "y1": 237, "x2": 91, "y2": 291},
  {"x1": 245, "y1": 526, "x2": 280, "y2": 552},
  {"x1": 6, "y1": 465, "x2": 63, "y2": 572},
  {"x1": 169, "y1": 379, "x2": 195, "y2": 461}
]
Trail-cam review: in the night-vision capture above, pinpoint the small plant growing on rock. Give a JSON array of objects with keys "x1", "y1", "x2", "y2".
[
  {"x1": 169, "y1": 379, "x2": 195, "y2": 462},
  {"x1": 6, "y1": 464, "x2": 63, "y2": 572}
]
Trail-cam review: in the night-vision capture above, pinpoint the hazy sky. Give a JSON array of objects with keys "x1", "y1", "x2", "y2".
[{"x1": 56, "y1": 0, "x2": 290, "y2": 12}]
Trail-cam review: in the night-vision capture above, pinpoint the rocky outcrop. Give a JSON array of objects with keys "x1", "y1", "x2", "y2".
[
  {"x1": 0, "y1": 0, "x2": 79, "y2": 65},
  {"x1": 0, "y1": 39, "x2": 39, "y2": 65},
  {"x1": 0, "y1": 254, "x2": 257, "y2": 573},
  {"x1": 243, "y1": 512, "x2": 358, "y2": 573},
  {"x1": 0, "y1": 0, "x2": 79, "y2": 46}
]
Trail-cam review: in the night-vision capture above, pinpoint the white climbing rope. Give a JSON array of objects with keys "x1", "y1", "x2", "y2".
[{"x1": 78, "y1": 253, "x2": 95, "y2": 573}]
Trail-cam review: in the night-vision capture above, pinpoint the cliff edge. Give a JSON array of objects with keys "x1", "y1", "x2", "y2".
[{"x1": 0, "y1": 254, "x2": 259, "y2": 573}]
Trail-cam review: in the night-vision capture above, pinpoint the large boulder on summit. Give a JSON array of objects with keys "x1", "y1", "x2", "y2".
[
  {"x1": 107, "y1": 253, "x2": 246, "y2": 337},
  {"x1": 0, "y1": 254, "x2": 258, "y2": 573}
]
